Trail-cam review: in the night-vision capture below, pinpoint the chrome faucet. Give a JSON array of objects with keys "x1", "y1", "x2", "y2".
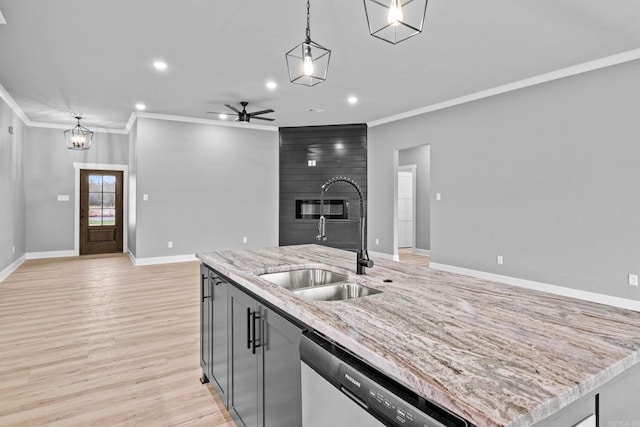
[{"x1": 316, "y1": 176, "x2": 374, "y2": 275}]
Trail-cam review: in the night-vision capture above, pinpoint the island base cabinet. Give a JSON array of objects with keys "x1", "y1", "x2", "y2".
[
  {"x1": 210, "y1": 272, "x2": 229, "y2": 405},
  {"x1": 225, "y1": 276, "x2": 303, "y2": 427},
  {"x1": 262, "y1": 306, "x2": 303, "y2": 427},
  {"x1": 199, "y1": 265, "x2": 212, "y2": 383},
  {"x1": 200, "y1": 267, "x2": 229, "y2": 404},
  {"x1": 229, "y1": 287, "x2": 260, "y2": 427}
]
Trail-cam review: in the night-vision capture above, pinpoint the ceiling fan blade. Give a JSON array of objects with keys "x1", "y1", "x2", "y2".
[
  {"x1": 248, "y1": 109, "x2": 275, "y2": 116},
  {"x1": 251, "y1": 116, "x2": 275, "y2": 121},
  {"x1": 206, "y1": 111, "x2": 228, "y2": 115},
  {"x1": 225, "y1": 104, "x2": 241, "y2": 114}
]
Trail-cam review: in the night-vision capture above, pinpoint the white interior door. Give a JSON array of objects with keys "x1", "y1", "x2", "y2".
[{"x1": 397, "y1": 170, "x2": 414, "y2": 248}]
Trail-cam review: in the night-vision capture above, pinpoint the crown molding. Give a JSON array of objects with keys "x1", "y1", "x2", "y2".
[
  {"x1": 368, "y1": 48, "x2": 640, "y2": 128},
  {"x1": 124, "y1": 112, "x2": 137, "y2": 134},
  {"x1": 0, "y1": 83, "x2": 29, "y2": 123},
  {"x1": 135, "y1": 112, "x2": 279, "y2": 132}
]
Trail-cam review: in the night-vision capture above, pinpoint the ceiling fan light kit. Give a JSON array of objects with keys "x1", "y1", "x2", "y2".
[
  {"x1": 64, "y1": 116, "x2": 94, "y2": 150},
  {"x1": 285, "y1": 0, "x2": 331, "y2": 87},
  {"x1": 363, "y1": 0, "x2": 429, "y2": 45}
]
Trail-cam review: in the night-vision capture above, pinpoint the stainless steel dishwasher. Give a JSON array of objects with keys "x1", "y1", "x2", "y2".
[{"x1": 300, "y1": 331, "x2": 473, "y2": 427}]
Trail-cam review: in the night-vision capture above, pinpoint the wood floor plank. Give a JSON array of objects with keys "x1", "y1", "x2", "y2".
[{"x1": 0, "y1": 254, "x2": 234, "y2": 427}]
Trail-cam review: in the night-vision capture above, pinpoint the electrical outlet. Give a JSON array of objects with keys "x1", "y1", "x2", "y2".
[
  {"x1": 497, "y1": 255, "x2": 504, "y2": 265},
  {"x1": 242, "y1": 237, "x2": 248, "y2": 244},
  {"x1": 436, "y1": 193, "x2": 442, "y2": 201},
  {"x1": 375, "y1": 238, "x2": 379, "y2": 245},
  {"x1": 168, "y1": 241, "x2": 173, "y2": 249},
  {"x1": 143, "y1": 194, "x2": 149, "y2": 201},
  {"x1": 629, "y1": 274, "x2": 638, "y2": 286}
]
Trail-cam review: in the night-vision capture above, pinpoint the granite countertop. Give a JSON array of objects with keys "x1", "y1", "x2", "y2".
[{"x1": 198, "y1": 244, "x2": 640, "y2": 426}]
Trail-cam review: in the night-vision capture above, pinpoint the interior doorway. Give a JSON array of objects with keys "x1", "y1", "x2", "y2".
[
  {"x1": 395, "y1": 144, "x2": 431, "y2": 262},
  {"x1": 79, "y1": 169, "x2": 124, "y2": 255}
]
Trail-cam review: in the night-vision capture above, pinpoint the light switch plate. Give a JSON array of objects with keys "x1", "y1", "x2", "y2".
[
  {"x1": 57, "y1": 194, "x2": 70, "y2": 202},
  {"x1": 629, "y1": 274, "x2": 638, "y2": 286},
  {"x1": 143, "y1": 194, "x2": 149, "y2": 201},
  {"x1": 436, "y1": 193, "x2": 442, "y2": 201}
]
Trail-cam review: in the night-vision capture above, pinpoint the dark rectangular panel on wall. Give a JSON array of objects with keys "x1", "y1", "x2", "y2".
[{"x1": 279, "y1": 124, "x2": 367, "y2": 251}]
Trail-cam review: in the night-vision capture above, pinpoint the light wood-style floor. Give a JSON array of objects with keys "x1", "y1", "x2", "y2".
[
  {"x1": 0, "y1": 254, "x2": 234, "y2": 427},
  {"x1": 0, "y1": 250, "x2": 429, "y2": 426},
  {"x1": 398, "y1": 247, "x2": 430, "y2": 267}
]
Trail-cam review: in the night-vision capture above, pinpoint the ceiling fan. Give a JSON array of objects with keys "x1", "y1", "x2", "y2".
[{"x1": 207, "y1": 101, "x2": 275, "y2": 123}]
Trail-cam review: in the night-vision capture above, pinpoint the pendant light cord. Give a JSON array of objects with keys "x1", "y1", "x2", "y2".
[{"x1": 305, "y1": 0, "x2": 311, "y2": 43}]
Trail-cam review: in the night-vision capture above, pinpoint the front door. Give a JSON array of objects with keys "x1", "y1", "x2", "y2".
[{"x1": 80, "y1": 169, "x2": 123, "y2": 255}]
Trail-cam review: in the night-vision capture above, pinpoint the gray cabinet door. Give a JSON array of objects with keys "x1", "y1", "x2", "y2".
[
  {"x1": 211, "y1": 274, "x2": 229, "y2": 404},
  {"x1": 199, "y1": 265, "x2": 212, "y2": 381},
  {"x1": 261, "y1": 307, "x2": 303, "y2": 427},
  {"x1": 229, "y1": 286, "x2": 259, "y2": 427}
]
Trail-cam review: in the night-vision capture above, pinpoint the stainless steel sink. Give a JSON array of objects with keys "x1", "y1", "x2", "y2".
[
  {"x1": 293, "y1": 283, "x2": 382, "y2": 302},
  {"x1": 259, "y1": 269, "x2": 348, "y2": 290}
]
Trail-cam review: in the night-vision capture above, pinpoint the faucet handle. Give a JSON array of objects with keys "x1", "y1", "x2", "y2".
[{"x1": 358, "y1": 258, "x2": 374, "y2": 268}]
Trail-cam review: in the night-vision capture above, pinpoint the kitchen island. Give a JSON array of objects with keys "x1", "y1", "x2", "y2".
[{"x1": 198, "y1": 244, "x2": 640, "y2": 426}]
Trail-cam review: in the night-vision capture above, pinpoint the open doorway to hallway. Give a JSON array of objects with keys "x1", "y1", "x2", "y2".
[{"x1": 396, "y1": 144, "x2": 430, "y2": 266}]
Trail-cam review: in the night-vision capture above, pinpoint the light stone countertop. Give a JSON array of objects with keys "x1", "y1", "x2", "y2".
[{"x1": 198, "y1": 244, "x2": 640, "y2": 427}]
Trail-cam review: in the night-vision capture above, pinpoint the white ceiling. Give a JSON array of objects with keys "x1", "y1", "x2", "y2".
[{"x1": 0, "y1": 0, "x2": 639, "y2": 130}]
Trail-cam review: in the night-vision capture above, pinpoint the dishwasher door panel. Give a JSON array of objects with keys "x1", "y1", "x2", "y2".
[{"x1": 301, "y1": 362, "x2": 385, "y2": 427}]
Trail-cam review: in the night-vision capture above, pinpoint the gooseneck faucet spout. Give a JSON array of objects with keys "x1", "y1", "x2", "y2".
[{"x1": 316, "y1": 176, "x2": 373, "y2": 275}]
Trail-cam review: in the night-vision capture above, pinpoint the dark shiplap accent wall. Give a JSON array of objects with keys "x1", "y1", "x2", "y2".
[{"x1": 279, "y1": 124, "x2": 367, "y2": 251}]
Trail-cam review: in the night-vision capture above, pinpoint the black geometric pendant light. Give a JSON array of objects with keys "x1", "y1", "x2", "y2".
[
  {"x1": 285, "y1": 0, "x2": 331, "y2": 87},
  {"x1": 363, "y1": 0, "x2": 429, "y2": 44},
  {"x1": 64, "y1": 116, "x2": 93, "y2": 150}
]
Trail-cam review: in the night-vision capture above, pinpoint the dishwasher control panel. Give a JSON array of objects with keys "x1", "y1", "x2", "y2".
[{"x1": 338, "y1": 363, "x2": 463, "y2": 427}]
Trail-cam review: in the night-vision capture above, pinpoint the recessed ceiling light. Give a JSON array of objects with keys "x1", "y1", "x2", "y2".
[
  {"x1": 219, "y1": 113, "x2": 228, "y2": 120},
  {"x1": 266, "y1": 81, "x2": 277, "y2": 90},
  {"x1": 135, "y1": 103, "x2": 146, "y2": 111},
  {"x1": 348, "y1": 96, "x2": 358, "y2": 104},
  {"x1": 153, "y1": 61, "x2": 167, "y2": 71}
]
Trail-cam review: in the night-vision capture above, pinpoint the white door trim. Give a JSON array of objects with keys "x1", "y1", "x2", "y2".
[{"x1": 73, "y1": 163, "x2": 128, "y2": 256}]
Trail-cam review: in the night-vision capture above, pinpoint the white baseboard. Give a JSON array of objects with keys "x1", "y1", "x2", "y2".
[
  {"x1": 369, "y1": 250, "x2": 399, "y2": 262},
  {"x1": 129, "y1": 252, "x2": 198, "y2": 266},
  {"x1": 413, "y1": 248, "x2": 431, "y2": 256},
  {"x1": 25, "y1": 250, "x2": 76, "y2": 260},
  {"x1": 430, "y1": 262, "x2": 640, "y2": 312},
  {"x1": 0, "y1": 255, "x2": 26, "y2": 283}
]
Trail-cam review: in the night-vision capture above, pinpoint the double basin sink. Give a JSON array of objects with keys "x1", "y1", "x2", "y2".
[{"x1": 259, "y1": 269, "x2": 382, "y2": 302}]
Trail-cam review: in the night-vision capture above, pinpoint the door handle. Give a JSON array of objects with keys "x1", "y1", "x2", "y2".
[
  {"x1": 200, "y1": 274, "x2": 209, "y2": 302},
  {"x1": 247, "y1": 308, "x2": 252, "y2": 350},
  {"x1": 251, "y1": 311, "x2": 262, "y2": 355}
]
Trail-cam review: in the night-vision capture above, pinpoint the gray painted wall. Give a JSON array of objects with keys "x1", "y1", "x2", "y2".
[
  {"x1": 24, "y1": 127, "x2": 129, "y2": 253},
  {"x1": 369, "y1": 60, "x2": 640, "y2": 301},
  {"x1": 399, "y1": 144, "x2": 430, "y2": 251},
  {"x1": 0, "y1": 97, "x2": 26, "y2": 272},
  {"x1": 131, "y1": 118, "x2": 278, "y2": 259}
]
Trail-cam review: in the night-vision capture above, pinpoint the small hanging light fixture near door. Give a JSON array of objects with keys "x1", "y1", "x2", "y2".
[
  {"x1": 363, "y1": 0, "x2": 429, "y2": 44},
  {"x1": 64, "y1": 116, "x2": 94, "y2": 150},
  {"x1": 285, "y1": 0, "x2": 331, "y2": 87}
]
